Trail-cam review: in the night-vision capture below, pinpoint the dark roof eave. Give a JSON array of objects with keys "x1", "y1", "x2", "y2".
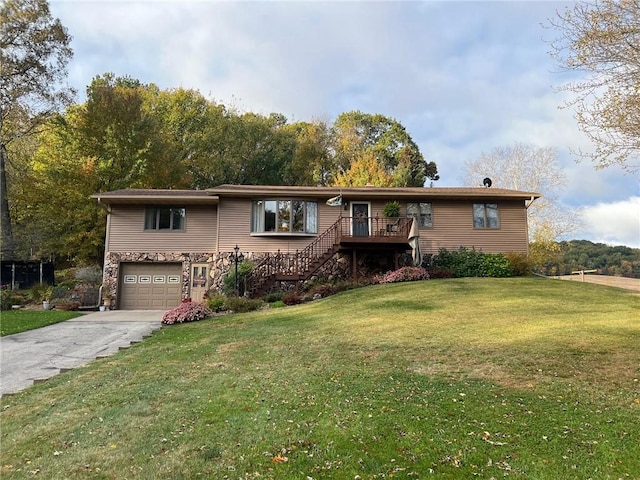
[
  {"x1": 206, "y1": 184, "x2": 541, "y2": 200},
  {"x1": 91, "y1": 190, "x2": 219, "y2": 205}
]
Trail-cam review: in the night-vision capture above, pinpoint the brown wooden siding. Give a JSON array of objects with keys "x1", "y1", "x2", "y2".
[
  {"x1": 106, "y1": 205, "x2": 217, "y2": 253},
  {"x1": 410, "y1": 200, "x2": 529, "y2": 254},
  {"x1": 217, "y1": 198, "x2": 345, "y2": 253},
  {"x1": 107, "y1": 198, "x2": 529, "y2": 256}
]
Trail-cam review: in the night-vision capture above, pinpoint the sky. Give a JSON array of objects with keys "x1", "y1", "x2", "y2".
[{"x1": 49, "y1": 0, "x2": 639, "y2": 248}]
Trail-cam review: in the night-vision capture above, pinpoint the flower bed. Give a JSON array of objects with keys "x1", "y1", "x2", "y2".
[
  {"x1": 374, "y1": 266, "x2": 430, "y2": 284},
  {"x1": 162, "y1": 301, "x2": 212, "y2": 325}
]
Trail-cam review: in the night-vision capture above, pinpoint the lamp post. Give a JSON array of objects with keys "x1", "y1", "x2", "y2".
[{"x1": 233, "y1": 245, "x2": 244, "y2": 296}]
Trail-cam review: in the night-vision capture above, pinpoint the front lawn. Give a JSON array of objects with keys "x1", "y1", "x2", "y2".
[
  {"x1": 0, "y1": 278, "x2": 638, "y2": 479},
  {"x1": 0, "y1": 310, "x2": 83, "y2": 336}
]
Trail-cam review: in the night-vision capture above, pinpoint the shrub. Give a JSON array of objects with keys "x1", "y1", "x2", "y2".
[
  {"x1": 74, "y1": 266, "x2": 103, "y2": 284},
  {"x1": 430, "y1": 247, "x2": 513, "y2": 278},
  {"x1": 428, "y1": 267, "x2": 455, "y2": 279},
  {"x1": 206, "y1": 293, "x2": 227, "y2": 312},
  {"x1": 282, "y1": 291, "x2": 304, "y2": 305},
  {"x1": 262, "y1": 291, "x2": 284, "y2": 303},
  {"x1": 269, "y1": 300, "x2": 286, "y2": 308},
  {"x1": 1, "y1": 290, "x2": 13, "y2": 311},
  {"x1": 162, "y1": 301, "x2": 213, "y2": 325},
  {"x1": 29, "y1": 284, "x2": 53, "y2": 303},
  {"x1": 504, "y1": 252, "x2": 532, "y2": 277},
  {"x1": 374, "y1": 266, "x2": 430, "y2": 284},
  {"x1": 223, "y1": 296, "x2": 264, "y2": 313}
]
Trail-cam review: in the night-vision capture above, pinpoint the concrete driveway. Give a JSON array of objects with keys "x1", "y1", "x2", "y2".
[{"x1": 0, "y1": 310, "x2": 163, "y2": 396}]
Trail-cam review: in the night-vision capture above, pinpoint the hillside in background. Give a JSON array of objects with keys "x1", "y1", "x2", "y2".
[{"x1": 536, "y1": 240, "x2": 640, "y2": 278}]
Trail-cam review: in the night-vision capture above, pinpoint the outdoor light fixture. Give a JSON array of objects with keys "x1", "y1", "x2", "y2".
[{"x1": 233, "y1": 245, "x2": 244, "y2": 296}]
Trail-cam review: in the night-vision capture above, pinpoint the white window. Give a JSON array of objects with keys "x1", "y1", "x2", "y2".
[
  {"x1": 251, "y1": 200, "x2": 318, "y2": 234},
  {"x1": 407, "y1": 202, "x2": 433, "y2": 227},
  {"x1": 473, "y1": 203, "x2": 499, "y2": 228},
  {"x1": 144, "y1": 207, "x2": 185, "y2": 230}
]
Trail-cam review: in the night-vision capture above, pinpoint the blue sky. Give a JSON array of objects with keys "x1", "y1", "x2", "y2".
[{"x1": 50, "y1": 0, "x2": 639, "y2": 247}]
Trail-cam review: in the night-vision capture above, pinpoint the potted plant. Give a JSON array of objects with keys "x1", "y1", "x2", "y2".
[
  {"x1": 382, "y1": 201, "x2": 400, "y2": 218},
  {"x1": 382, "y1": 201, "x2": 401, "y2": 233},
  {"x1": 42, "y1": 286, "x2": 54, "y2": 310},
  {"x1": 51, "y1": 297, "x2": 80, "y2": 311}
]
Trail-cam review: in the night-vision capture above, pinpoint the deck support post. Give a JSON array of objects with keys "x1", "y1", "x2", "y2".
[{"x1": 352, "y1": 249, "x2": 357, "y2": 280}]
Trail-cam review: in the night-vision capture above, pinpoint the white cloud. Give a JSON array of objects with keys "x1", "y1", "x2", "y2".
[{"x1": 578, "y1": 197, "x2": 640, "y2": 247}]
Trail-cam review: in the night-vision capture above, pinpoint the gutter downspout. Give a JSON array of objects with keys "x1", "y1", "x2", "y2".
[{"x1": 524, "y1": 195, "x2": 538, "y2": 256}]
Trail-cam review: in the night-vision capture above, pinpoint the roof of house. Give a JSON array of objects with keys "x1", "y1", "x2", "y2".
[
  {"x1": 207, "y1": 184, "x2": 541, "y2": 201},
  {"x1": 91, "y1": 189, "x2": 219, "y2": 205},
  {"x1": 92, "y1": 185, "x2": 540, "y2": 204}
]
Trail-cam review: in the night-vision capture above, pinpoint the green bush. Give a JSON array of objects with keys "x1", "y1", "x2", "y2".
[
  {"x1": 262, "y1": 291, "x2": 284, "y2": 303},
  {"x1": 504, "y1": 252, "x2": 532, "y2": 277},
  {"x1": 29, "y1": 284, "x2": 54, "y2": 303},
  {"x1": 223, "y1": 296, "x2": 264, "y2": 313},
  {"x1": 206, "y1": 293, "x2": 227, "y2": 312},
  {"x1": 1, "y1": 290, "x2": 14, "y2": 311},
  {"x1": 382, "y1": 201, "x2": 401, "y2": 218},
  {"x1": 222, "y1": 260, "x2": 254, "y2": 296},
  {"x1": 430, "y1": 247, "x2": 513, "y2": 278}
]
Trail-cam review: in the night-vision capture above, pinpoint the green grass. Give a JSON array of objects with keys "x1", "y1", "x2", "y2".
[
  {"x1": 0, "y1": 310, "x2": 83, "y2": 336},
  {"x1": 1, "y1": 278, "x2": 638, "y2": 479}
]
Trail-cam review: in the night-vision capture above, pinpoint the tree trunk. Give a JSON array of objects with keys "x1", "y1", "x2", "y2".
[{"x1": 0, "y1": 146, "x2": 14, "y2": 260}]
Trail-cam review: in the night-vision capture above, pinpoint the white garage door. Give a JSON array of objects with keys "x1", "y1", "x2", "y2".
[{"x1": 119, "y1": 263, "x2": 182, "y2": 310}]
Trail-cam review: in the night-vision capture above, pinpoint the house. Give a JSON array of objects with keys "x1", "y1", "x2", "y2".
[{"x1": 92, "y1": 184, "x2": 540, "y2": 310}]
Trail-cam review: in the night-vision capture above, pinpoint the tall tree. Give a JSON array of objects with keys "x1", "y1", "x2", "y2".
[
  {"x1": 78, "y1": 74, "x2": 187, "y2": 190},
  {"x1": 190, "y1": 110, "x2": 297, "y2": 188},
  {"x1": 0, "y1": 0, "x2": 74, "y2": 259},
  {"x1": 549, "y1": 0, "x2": 640, "y2": 171},
  {"x1": 281, "y1": 120, "x2": 332, "y2": 185},
  {"x1": 331, "y1": 111, "x2": 438, "y2": 187},
  {"x1": 333, "y1": 151, "x2": 394, "y2": 187},
  {"x1": 462, "y1": 143, "x2": 582, "y2": 242},
  {"x1": 16, "y1": 75, "x2": 197, "y2": 263}
]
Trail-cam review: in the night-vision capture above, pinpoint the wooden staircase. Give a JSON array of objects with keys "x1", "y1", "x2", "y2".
[{"x1": 245, "y1": 219, "x2": 342, "y2": 297}]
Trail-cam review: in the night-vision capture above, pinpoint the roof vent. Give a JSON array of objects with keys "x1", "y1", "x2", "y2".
[{"x1": 483, "y1": 177, "x2": 492, "y2": 188}]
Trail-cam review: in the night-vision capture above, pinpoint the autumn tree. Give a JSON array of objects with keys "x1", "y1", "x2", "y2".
[
  {"x1": 333, "y1": 151, "x2": 394, "y2": 187},
  {"x1": 331, "y1": 111, "x2": 438, "y2": 187},
  {"x1": 549, "y1": 0, "x2": 640, "y2": 171},
  {"x1": 462, "y1": 143, "x2": 582, "y2": 242},
  {"x1": 16, "y1": 75, "x2": 193, "y2": 263},
  {"x1": 0, "y1": 0, "x2": 74, "y2": 259}
]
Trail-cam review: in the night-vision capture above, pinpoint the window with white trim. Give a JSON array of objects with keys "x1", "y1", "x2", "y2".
[
  {"x1": 144, "y1": 207, "x2": 185, "y2": 230},
  {"x1": 407, "y1": 202, "x2": 433, "y2": 227},
  {"x1": 251, "y1": 200, "x2": 318, "y2": 234},
  {"x1": 473, "y1": 203, "x2": 499, "y2": 228}
]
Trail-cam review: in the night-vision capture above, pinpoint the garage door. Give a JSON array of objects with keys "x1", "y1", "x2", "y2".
[{"x1": 119, "y1": 263, "x2": 182, "y2": 310}]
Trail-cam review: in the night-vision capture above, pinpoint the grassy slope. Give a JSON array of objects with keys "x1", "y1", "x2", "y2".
[
  {"x1": 0, "y1": 310, "x2": 83, "y2": 336},
  {"x1": 0, "y1": 278, "x2": 638, "y2": 479}
]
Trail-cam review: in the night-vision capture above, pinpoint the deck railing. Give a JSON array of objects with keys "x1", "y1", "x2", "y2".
[
  {"x1": 244, "y1": 216, "x2": 412, "y2": 296},
  {"x1": 339, "y1": 216, "x2": 413, "y2": 238}
]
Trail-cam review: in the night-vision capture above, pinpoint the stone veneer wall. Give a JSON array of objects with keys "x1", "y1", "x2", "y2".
[
  {"x1": 103, "y1": 252, "x2": 216, "y2": 307},
  {"x1": 103, "y1": 251, "x2": 293, "y2": 305},
  {"x1": 103, "y1": 249, "x2": 408, "y2": 305}
]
